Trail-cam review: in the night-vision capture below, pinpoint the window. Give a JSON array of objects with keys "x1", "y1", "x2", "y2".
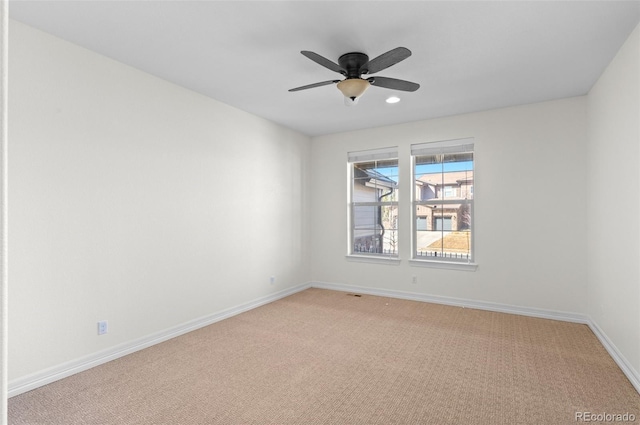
[
  {"x1": 412, "y1": 139, "x2": 474, "y2": 264},
  {"x1": 444, "y1": 186, "x2": 457, "y2": 198},
  {"x1": 348, "y1": 147, "x2": 398, "y2": 258}
]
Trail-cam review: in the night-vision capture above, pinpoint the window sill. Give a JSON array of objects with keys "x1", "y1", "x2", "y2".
[
  {"x1": 345, "y1": 255, "x2": 401, "y2": 265},
  {"x1": 409, "y1": 259, "x2": 478, "y2": 271}
]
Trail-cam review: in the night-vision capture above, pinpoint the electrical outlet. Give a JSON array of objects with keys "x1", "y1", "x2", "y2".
[
  {"x1": 412, "y1": 276, "x2": 418, "y2": 285},
  {"x1": 270, "y1": 276, "x2": 276, "y2": 285},
  {"x1": 97, "y1": 320, "x2": 108, "y2": 335}
]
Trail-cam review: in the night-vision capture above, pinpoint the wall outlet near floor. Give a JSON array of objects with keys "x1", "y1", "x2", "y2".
[
  {"x1": 412, "y1": 276, "x2": 418, "y2": 285},
  {"x1": 270, "y1": 276, "x2": 276, "y2": 285},
  {"x1": 97, "y1": 320, "x2": 108, "y2": 335}
]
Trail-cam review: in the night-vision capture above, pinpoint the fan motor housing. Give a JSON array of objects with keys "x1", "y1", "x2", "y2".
[{"x1": 338, "y1": 52, "x2": 369, "y2": 78}]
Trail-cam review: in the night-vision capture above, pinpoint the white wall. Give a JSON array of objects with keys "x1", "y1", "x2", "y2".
[
  {"x1": 587, "y1": 24, "x2": 640, "y2": 377},
  {"x1": 8, "y1": 20, "x2": 311, "y2": 381},
  {"x1": 1, "y1": 1, "x2": 9, "y2": 418},
  {"x1": 310, "y1": 97, "x2": 588, "y2": 314}
]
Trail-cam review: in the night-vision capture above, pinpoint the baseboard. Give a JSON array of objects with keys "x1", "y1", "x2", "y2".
[
  {"x1": 311, "y1": 281, "x2": 589, "y2": 323},
  {"x1": 8, "y1": 282, "x2": 312, "y2": 398},
  {"x1": 311, "y1": 281, "x2": 640, "y2": 394},
  {"x1": 587, "y1": 319, "x2": 640, "y2": 394}
]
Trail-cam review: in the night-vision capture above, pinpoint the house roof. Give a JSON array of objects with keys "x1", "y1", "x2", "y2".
[
  {"x1": 354, "y1": 166, "x2": 398, "y2": 189},
  {"x1": 418, "y1": 171, "x2": 474, "y2": 187}
]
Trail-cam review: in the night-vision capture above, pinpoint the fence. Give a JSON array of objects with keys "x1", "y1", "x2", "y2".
[
  {"x1": 416, "y1": 250, "x2": 470, "y2": 260},
  {"x1": 353, "y1": 245, "x2": 397, "y2": 255},
  {"x1": 352, "y1": 246, "x2": 469, "y2": 259}
]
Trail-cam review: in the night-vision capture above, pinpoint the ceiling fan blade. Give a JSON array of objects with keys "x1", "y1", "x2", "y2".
[
  {"x1": 360, "y1": 47, "x2": 412, "y2": 75},
  {"x1": 367, "y1": 76, "x2": 420, "y2": 92},
  {"x1": 301, "y1": 51, "x2": 346, "y2": 75},
  {"x1": 288, "y1": 80, "x2": 340, "y2": 92}
]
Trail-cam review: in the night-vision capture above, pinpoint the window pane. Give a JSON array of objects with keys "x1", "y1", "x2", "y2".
[
  {"x1": 352, "y1": 204, "x2": 398, "y2": 255},
  {"x1": 350, "y1": 155, "x2": 399, "y2": 257},
  {"x1": 380, "y1": 205, "x2": 398, "y2": 255},
  {"x1": 415, "y1": 155, "x2": 443, "y2": 200},
  {"x1": 415, "y1": 204, "x2": 472, "y2": 261},
  {"x1": 353, "y1": 161, "x2": 398, "y2": 197},
  {"x1": 412, "y1": 141, "x2": 474, "y2": 264},
  {"x1": 353, "y1": 205, "x2": 378, "y2": 231},
  {"x1": 415, "y1": 156, "x2": 473, "y2": 201}
]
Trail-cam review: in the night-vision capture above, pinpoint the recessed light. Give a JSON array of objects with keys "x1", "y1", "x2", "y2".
[{"x1": 386, "y1": 96, "x2": 401, "y2": 104}]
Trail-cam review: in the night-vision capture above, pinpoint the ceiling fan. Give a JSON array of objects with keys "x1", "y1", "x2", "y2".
[{"x1": 289, "y1": 47, "x2": 420, "y2": 104}]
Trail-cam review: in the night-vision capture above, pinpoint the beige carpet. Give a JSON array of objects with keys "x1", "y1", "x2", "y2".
[{"x1": 9, "y1": 288, "x2": 640, "y2": 424}]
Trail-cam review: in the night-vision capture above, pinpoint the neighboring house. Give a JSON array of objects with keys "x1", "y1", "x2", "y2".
[
  {"x1": 415, "y1": 171, "x2": 474, "y2": 232},
  {"x1": 352, "y1": 166, "x2": 398, "y2": 254}
]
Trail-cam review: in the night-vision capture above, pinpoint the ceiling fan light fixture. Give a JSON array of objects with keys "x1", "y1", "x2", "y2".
[
  {"x1": 337, "y1": 78, "x2": 370, "y2": 101},
  {"x1": 386, "y1": 96, "x2": 401, "y2": 104},
  {"x1": 289, "y1": 48, "x2": 419, "y2": 105}
]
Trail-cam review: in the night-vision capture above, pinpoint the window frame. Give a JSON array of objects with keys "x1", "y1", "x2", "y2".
[
  {"x1": 410, "y1": 139, "x2": 477, "y2": 271},
  {"x1": 347, "y1": 147, "x2": 400, "y2": 262}
]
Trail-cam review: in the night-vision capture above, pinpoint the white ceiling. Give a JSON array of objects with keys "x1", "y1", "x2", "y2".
[{"x1": 9, "y1": 1, "x2": 640, "y2": 137}]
